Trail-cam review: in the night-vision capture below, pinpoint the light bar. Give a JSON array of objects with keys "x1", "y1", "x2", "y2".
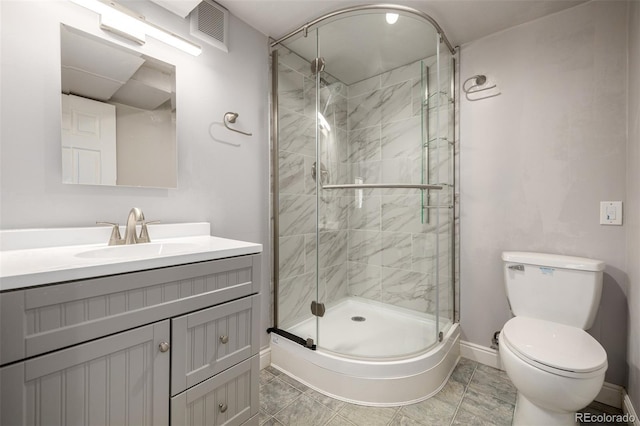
[{"x1": 70, "y1": 0, "x2": 202, "y2": 56}]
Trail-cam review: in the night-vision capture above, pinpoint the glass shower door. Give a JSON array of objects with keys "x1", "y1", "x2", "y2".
[
  {"x1": 272, "y1": 30, "x2": 321, "y2": 348},
  {"x1": 312, "y1": 14, "x2": 447, "y2": 358},
  {"x1": 272, "y1": 10, "x2": 456, "y2": 359}
]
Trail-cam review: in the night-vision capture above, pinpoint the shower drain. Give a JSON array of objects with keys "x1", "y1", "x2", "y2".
[{"x1": 351, "y1": 316, "x2": 366, "y2": 322}]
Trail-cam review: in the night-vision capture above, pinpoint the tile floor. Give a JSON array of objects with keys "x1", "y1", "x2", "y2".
[{"x1": 259, "y1": 357, "x2": 623, "y2": 426}]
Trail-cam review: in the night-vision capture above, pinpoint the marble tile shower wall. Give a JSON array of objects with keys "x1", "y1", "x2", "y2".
[
  {"x1": 276, "y1": 45, "x2": 455, "y2": 329},
  {"x1": 345, "y1": 56, "x2": 454, "y2": 318}
]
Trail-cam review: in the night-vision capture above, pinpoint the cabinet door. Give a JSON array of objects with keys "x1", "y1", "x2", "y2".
[
  {"x1": 171, "y1": 294, "x2": 259, "y2": 395},
  {"x1": 171, "y1": 355, "x2": 259, "y2": 426},
  {"x1": 1, "y1": 321, "x2": 170, "y2": 426}
]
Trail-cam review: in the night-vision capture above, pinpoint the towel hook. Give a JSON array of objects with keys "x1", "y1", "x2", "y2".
[
  {"x1": 463, "y1": 74, "x2": 501, "y2": 102},
  {"x1": 223, "y1": 112, "x2": 252, "y2": 136}
]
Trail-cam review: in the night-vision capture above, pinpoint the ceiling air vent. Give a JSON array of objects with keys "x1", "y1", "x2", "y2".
[{"x1": 190, "y1": 0, "x2": 228, "y2": 52}]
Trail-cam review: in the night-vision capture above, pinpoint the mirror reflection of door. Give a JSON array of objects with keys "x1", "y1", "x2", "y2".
[{"x1": 61, "y1": 94, "x2": 117, "y2": 185}]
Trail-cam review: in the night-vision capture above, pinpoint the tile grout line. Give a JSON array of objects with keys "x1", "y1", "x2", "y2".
[
  {"x1": 265, "y1": 377, "x2": 307, "y2": 423},
  {"x1": 306, "y1": 390, "x2": 350, "y2": 421},
  {"x1": 384, "y1": 407, "x2": 402, "y2": 426},
  {"x1": 321, "y1": 411, "x2": 341, "y2": 426},
  {"x1": 449, "y1": 362, "x2": 478, "y2": 426},
  {"x1": 270, "y1": 390, "x2": 306, "y2": 424},
  {"x1": 274, "y1": 377, "x2": 355, "y2": 426}
]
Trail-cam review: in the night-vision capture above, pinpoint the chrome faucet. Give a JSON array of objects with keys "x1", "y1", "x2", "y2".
[
  {"x1": 124, "y1": 207, "x2": 145, "y2": 245},
  {"x1": 97, "y1": 207, "x2": 158, "y2": 245}
]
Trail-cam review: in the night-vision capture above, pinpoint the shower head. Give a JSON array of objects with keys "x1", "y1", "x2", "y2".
[{"x1": 319, "y1": 78, "x2": 343, "y2": 94}]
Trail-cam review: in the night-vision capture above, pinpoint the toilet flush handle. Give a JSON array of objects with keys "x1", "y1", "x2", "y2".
[{"x1": 509, "y1": 264, "x2": 525, "y2": 271}]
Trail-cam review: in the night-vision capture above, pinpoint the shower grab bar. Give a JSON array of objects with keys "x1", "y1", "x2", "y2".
[{"x1": 322, "y1": 183, "x2": 443, "y2": 190}]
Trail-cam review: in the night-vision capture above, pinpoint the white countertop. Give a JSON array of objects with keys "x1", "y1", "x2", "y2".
[{"x1": 0, "y1": 223, "x2": 262, "y2": 291}]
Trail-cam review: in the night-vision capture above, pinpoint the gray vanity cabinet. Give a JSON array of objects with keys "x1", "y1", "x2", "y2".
[{"x1": 0, "y1": 254, "x2": 261, "y2": 426}]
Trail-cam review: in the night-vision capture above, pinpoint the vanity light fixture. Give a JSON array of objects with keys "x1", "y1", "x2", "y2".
[
  {"x1": 69, "y1": 0, "x2": 202, "y2": 56},
  {"x1": 385, "y1": 13, "x2": 399, "y2": 24}
]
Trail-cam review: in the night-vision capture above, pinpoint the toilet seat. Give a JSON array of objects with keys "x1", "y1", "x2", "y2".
[{"x1": 501, "y1": 316, "x2": 607, "y2": 379}]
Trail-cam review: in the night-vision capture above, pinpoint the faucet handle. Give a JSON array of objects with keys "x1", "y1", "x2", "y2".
[
  {"x1": 139, "y1": 220, "x2": 160, "y2": 243},
  {"x1": 96, "y1": 222, "x2": 123, "y2": 246}
]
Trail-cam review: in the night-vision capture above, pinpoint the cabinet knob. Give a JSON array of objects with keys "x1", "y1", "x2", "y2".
[
  {"x1": 219, "y1": 335, "x2": 229, "y2": 344},
  {"x1": 158, "y1": 341, "x2": 170, "y2": 353},
  {"x1": 218, "y1": 403, "x2": 228, "y2": 413}
]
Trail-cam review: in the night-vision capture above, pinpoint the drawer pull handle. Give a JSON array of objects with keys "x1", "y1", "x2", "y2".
[
  {"x1": 220, "y1": 335, "x2": 229, "y2": 344},
  {"x1": 219, "y1": 403, "x2": 228, "y2": 413},
  {"x1": 158, "y1": 341, "x2": 170, "y2": 353}
]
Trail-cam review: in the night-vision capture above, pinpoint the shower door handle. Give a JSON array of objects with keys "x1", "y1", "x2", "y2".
[{"x1": 311, "y1": 301, "x2": 326, "y2": 317}]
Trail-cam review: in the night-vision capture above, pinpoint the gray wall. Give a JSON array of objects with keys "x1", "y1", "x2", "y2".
[
  {"x1": 626, "y1": 0, "x2": 640, "y2": 412},
  {"x1": 0, "y1": 1, "x2": 272, "y2": 346},
  {"x1": 460, "y1": 1, "x2": 629, "y2": 385}
]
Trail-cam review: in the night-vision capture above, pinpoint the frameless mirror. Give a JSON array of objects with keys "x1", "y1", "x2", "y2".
[{"x1": 60, "y1": 24, "x2": 177, "y2": 188}]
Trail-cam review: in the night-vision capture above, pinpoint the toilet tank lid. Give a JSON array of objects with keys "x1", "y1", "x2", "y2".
[{"x1": 502, "y1": 252, "x2": 605, "y2": 272}]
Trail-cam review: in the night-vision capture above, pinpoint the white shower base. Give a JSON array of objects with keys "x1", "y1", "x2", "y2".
[
  {"x1": 270, "y1": 297, "x2": 460, "y2": 406},
  {"x1": 288, "y1": 297, "x2": 443, "y2": 358}
]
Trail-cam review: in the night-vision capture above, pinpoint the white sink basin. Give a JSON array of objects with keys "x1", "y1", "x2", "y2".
[{"x1": 75, "y1": 242, "x2": 201, "y2": 259}]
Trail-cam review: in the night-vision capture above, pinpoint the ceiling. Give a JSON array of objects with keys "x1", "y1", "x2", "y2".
[
  {"x1": 147, "y1": 0, "x2": 589, "y2": 84},
  {"x1": 216, "y1": 0, "x2": 588, "y2": 47},
  {"x1": 61, "y1": 25, "x2": 175, "y2": 111}
]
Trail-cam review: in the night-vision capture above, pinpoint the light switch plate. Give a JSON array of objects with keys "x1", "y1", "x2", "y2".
[{"x1": 600, "y1": 201, "x2": 623, "y2": 225}]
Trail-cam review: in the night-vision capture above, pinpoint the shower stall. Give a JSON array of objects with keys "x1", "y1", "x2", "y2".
[{"x1": 269, "y1": 5, "x2": 459, "y2": 405}]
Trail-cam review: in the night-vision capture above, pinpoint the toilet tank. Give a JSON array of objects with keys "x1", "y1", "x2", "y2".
[{"x1": 502, "y1": 252, "x2": 605, "y2": 329}]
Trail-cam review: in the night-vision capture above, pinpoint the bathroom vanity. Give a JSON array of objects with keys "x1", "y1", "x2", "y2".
[{"x1": 0, "y1": 223, "x2": 262, "y2": 425}]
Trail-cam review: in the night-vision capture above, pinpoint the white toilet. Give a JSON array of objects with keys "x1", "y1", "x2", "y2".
[{"x1": 500, "y1": 252, "x2": 608, "y2": 426}]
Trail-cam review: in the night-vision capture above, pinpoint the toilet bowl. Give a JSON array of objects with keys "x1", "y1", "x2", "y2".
[{"x1": 500, "y1": 317, "x2": 607, "y2": 425}]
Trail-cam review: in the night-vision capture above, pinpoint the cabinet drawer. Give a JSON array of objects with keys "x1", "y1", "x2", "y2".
[
  {"x1": 171, "y1": 355, "x2": 259, "y2": 426},
  {"x1": 1, "y1": 255, "x2": 260, "y2": 365},
  {"x1": 171, "y1": 294, "x2": 259, "y2": 395}
]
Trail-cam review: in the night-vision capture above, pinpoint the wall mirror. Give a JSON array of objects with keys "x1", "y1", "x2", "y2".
[{"x1": 60, "y1": 24, "x2": 177, "y2": 188}]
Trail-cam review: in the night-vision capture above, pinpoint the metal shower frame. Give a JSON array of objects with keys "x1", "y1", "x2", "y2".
[{"x1": 270, "y1": 3, "x2": 459, "y2": 333}]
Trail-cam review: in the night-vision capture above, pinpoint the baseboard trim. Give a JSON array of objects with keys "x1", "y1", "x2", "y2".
[
  {"x1": 460, "y1": 339, "x2": 501, "y2": 369},
  {"x1": 623, "y1": 392, "x2": 640, "y2": 426},
  {"x1": 596, "y1": 382, "x2": 624, "y2": 409},
  {"x1": 460, "y1": 339, "x2": 623, "y2": 409},
  {"x1": 259, "y1": 346, "x2": 271, "y2": 370}
]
